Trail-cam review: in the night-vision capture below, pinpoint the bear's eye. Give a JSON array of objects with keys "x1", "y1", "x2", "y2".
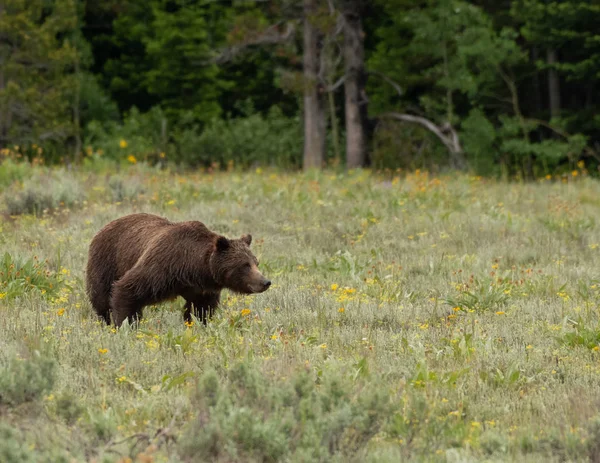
[{"x1": 244, "y1": 262, "x2": 252, "y2": 270}]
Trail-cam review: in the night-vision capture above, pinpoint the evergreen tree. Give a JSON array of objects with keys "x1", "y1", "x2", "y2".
[{"x1": 0, "y1": 0, "x2": 80, "y2": 156}]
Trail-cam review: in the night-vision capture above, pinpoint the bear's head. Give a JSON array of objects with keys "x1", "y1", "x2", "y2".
[{"x1": 210, "y1": 233, "x2": 271, "y2": 294}]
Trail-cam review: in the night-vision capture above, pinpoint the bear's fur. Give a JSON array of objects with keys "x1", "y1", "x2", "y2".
[{"x1": 85, "y1": 213, "x2": 271, "y2": 327}]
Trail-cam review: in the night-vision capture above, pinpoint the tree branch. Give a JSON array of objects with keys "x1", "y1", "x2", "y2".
[
  {"x1": 324, "y1": 74, "x2": 346, "y2": 92},
  {"x1": 206, "y1": 21, "x2": 298, "y2": 65},
  {"x1": 379, "y1": 112, "x2": 466, "y2": 171},
  {"x1": 367, "y1": 71, "x2": 403, "y2": 97}
]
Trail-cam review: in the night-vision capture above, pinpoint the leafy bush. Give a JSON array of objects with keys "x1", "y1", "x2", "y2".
[
  {"x1": 179, "y1": 362, "x2": 392, "y2": 462},
  {"x1": 5, "y1": 170, "x2": 86, "y2": 216},
  {"x1": 0, "y1": 351, "x2": 56, "y2": 406},
  {"x1": 0, "y1": 158, "x2": 36, "y2": 189},
  {"x1": 0, "y1": 423, "x2": 36, "y2": 463},
  {"x1": 171, "y1": 105, "x2": 303, "y2": 168},
  {"x1": 0, "y1": 252, "x2": 65, "y2": 300},
  {"x1": 107, "y1": 174, "x2": 147, "y2": 203},
  {"x1": 84, "y1": 105, "x2": 169, "y2": 164},
  {"x1": 84, "y1": 103, "x2": 305, "y2": 169}
]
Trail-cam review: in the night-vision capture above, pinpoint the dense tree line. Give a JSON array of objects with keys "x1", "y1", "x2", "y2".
[{"x1": 1, "y1": 0, "x2": 599, "y2": 177}]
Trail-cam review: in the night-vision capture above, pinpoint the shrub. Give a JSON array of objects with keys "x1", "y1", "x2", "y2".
[
  {"x1": 171, "y1": 105, "x2": 303, "y2": 168},
  {"x1": 0, "y1": 158, "x2": 36, "y2": 189},
  {"x1": 0, "y1": 351, "x2": 56, "y2": 406},
  {"x1": 0, "y1": 423, "x2": 36, "y2": 463},
  {"x1": 83, "y1": 105, "x2": 170, "y2": 164},
  {"x1": 5, "y1": 170, "x2": 86, "y2": 216},
  {"x1": 83, "y1": 103, "x2": 307, "y2": 169},
  {"x1": 178, "y1": 361, "x2": 392, "y2": 462},
  {"x1": 106, "y1": 174, "x2": 147, "y2": 203}
]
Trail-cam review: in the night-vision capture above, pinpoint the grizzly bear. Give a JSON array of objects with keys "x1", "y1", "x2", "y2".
[{"x1": 85, "y1": 213, "x2": 271, "y2": 327}]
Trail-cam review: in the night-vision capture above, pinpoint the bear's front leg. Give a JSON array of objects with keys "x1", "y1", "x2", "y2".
[
  {"x1": 110, "y1": 270, "x2": 151, "y2": 327},
  {"x1": 110, "y1": 286, "x2": 144, "y2": 327},
  {"x1": 184, "y1": 292, "x2": 221, "y2": 325}
]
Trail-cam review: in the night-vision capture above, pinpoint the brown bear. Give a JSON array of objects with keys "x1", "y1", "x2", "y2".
[{"x1": 85, "y1": 213, "x2": 271, "y2": 327}]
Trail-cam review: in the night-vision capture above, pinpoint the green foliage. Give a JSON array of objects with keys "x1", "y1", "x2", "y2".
[
  {"x1": 371, "y1": 122, "x2": 449, "y2": 171},
  {"x1": 172, "y1": 105, "x2": 303, "y2": 168},
  {"x1": 143, "y1": 0, "x2": 229, "y2": 124},
  {"x1": 84, "y1": 106, "x2": 168, "y2": 163},
  {"x1": 0, "y1": 423, "x2": 36, "y2": 463},
  {"x1": 50, "y1": 392, "x2": 84, "y2": 425},
  {"x1": 460, "y1": 108, "x2": 497, "y2": 174},
  {"x1": 0, "y1": 0, "x2": 80, "y2": 154},
  {"x1": 84, "y1": 103, "x2": 303, "y2": 168},
  {"x1": 559, "y1": 318, "x2": 600, "y2": 351},
  {"x1": 5, "y1": 170, "x2": 86, "y2": 216},
  {"x1": 0, "y1": 158, "x2": 36, "y2": 189},
  {"x1": 0, "y1": 252, "x2": 65, "y2": 300},
  {"x1": 179, "y1": 362, "x2": 392, "y2": 462},
  {"x1": 0, "y1": 351, "x2": 56, "y2": 406}
]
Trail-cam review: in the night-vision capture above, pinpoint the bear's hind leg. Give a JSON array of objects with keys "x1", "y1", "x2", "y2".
[{"x1": 184, "y1": 292, "x2": 220, "y2": 325}]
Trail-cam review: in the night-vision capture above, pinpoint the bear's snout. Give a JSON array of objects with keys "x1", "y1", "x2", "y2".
[{"x1": 250, "y1": 276, "x2": 271, "y2": 293}]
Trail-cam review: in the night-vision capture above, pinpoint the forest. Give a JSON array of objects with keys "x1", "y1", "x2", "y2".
[{"x1": 2, "y1": 0, "x2": 599, "y2": 178}]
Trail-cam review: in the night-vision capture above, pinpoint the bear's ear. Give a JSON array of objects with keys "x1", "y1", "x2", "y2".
[
  {"x1": 216, "y1": 236, "x2": 230, "y2": 252},
  {"x1": 241, "y1": 234, "x2": 252, "y2": 246}
]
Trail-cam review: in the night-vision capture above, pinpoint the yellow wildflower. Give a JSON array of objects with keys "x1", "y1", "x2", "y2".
[
  {"x1": 572, "y1": 170, "x2": 579, "y2": 177},
  {"x1": 98, "y1": 348, "x2": 108, "y2": 354},
  {"x1": 241, "y1": 309, "x2": 251, "y2": 316},
  {"x1": 117, "y1": 376, "x2": 127, "y2": 383},
  {"x1": 338, "y1": 307, "x2": 345, "y2": 313},
  {"x1": 119, "y1": 139, "x2": 128, "y2": 149},
  {"x1": 127, "y1": 155, "x2": 137, "y2": 164},
  {"x1": 495, "y1": 311, "x2": 505, "y2": 315},
  {"x1": 56, "y1": 308, "x2": 65, "y2": 316},
  {"x1": 331, "y1": 284, "x2": 339, "y2": 291},
  {"x1": 319, "y1": 343, "x2": 327, "y2": 349}
]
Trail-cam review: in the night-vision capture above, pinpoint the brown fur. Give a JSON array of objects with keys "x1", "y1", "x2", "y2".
[{"x1": 85, "y1": 213, "x2": 271, "y2": 327}]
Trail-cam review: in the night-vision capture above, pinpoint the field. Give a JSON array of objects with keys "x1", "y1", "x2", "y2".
[{"x1": 2, "y1": 162, "x2": 600, "y2": 462}]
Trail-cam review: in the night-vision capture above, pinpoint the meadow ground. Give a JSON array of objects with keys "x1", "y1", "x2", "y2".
[{"x1": 2, "y1": 162, "x2": 600, "y2": 462}]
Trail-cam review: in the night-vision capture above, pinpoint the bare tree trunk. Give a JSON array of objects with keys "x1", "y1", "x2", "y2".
[
  {"x1": 343, "y1": 2, "x2": 367, "y2": 168},
  {"x1": 547, "y1": 48, "x2": 561, "y2": 119},
  {"x1": 302, "y1": 0, "x2": 325, "y2": 170},
  {"x1": 531, "y1": 47, "x2": 543, "y2": 115}
]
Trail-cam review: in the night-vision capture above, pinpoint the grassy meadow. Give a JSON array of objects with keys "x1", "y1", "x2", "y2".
[{"x1": 3, "y1": 161, "x2": 600, "y2": 462}]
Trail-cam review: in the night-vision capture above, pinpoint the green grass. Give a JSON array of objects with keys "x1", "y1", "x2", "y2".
[{"x1": 2, "y1": 165, "x2": 600, "y2": 462}]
